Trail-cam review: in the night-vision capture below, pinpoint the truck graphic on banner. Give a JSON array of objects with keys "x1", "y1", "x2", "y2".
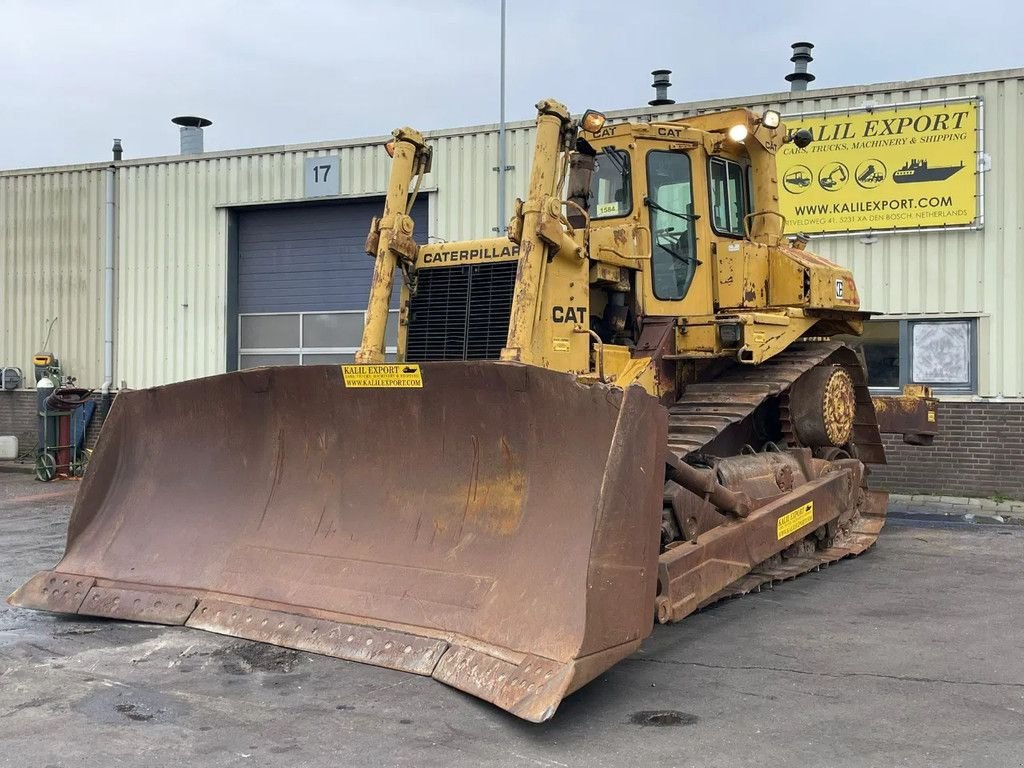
[{"x1": 778, "y1": 100, "x2": 979, "y2": 234}]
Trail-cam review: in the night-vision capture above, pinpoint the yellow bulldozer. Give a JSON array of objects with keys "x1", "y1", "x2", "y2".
[{"x1": 9, "y1": 99, "x2": 938, "y2": 722}]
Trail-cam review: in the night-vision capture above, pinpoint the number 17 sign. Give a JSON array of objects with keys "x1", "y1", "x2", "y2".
[{"x1": 304, "y1": 156, "x2": 340, "y2": 198}]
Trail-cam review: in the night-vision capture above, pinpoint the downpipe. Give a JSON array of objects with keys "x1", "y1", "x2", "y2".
[{"x1": 102, "y1": 165, "x2": 116, "y2": 396}]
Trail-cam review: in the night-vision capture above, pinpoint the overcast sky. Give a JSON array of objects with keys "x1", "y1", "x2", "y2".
[{"x1": 1, "y1": 0, "x2": 1020, "y2": 169}]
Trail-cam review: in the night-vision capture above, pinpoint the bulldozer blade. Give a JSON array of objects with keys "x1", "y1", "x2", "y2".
[{"x1": 7, "y1": 363, "x2": 668, "y2": 722}]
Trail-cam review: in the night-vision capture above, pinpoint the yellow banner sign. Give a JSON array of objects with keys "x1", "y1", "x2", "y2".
[
  {"x1": 778, "y1": 101, "x2": 978, "y2": 234},
  {"x1": 341, "y1": 364, "x2": 423, "y2": 388}
]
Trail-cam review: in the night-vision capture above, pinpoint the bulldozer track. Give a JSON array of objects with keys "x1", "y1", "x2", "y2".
[
  {"x1": 667, "y1": 340, "x2": 883, "y2": 462},
  {"x1": 704, "y1": 508, "x2": 885, "y2": 606},
  {"x1": 664, "y1": 340, "x2": 887, "y2": 608}
]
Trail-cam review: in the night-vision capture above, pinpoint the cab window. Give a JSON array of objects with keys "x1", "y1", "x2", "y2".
[
  {"x1": 588, "y1": 149, "x2": 632, "y2": 219},
  {"x1": 647, "y1": 151, "x2": 697, "y2": 301},
  {"x1": 709, "y1": 157, "x2": 750, "y2": 236}
]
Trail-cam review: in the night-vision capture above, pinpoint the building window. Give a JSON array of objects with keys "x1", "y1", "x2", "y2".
[
  {"x1": 709, "y1": 157, "x2": 750, "y2": 236},
  {"x1": 237, "y1": 309, "x2": 398, "y2": 369},
  {"x1": 838, "y1": 317, "x2": 977, "y2": 394},
  {"x1": 849, "y1": 320, "x2": 901, "y2": 387},
  {"x1": 910, "y1": 321, "x2": 972, "y2": 386}
]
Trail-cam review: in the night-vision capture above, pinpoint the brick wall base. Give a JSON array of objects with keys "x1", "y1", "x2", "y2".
[
  {"x1": 0, "y1": 391, "x2": 38, "y2": 458},
  {"x1": 870, "y1": 401, "x2": 1024, "y2": 501},
  {"x1": 0, "y1": 390, "x2": 114, "y2": 460}
]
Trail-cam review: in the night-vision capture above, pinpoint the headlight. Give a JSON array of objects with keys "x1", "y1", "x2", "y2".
[
  {"x1": 718, "y1": 323, "x2": 743, "y2": 347},
  {"x1": 727, "y1": 123, "x2": 749, "y2": 142},
  {"x1": 580, "y1": 109, "x2": 607, "y2": 134},
  {"x1": 761, "y1": 109, "x2": 781, "y2": 129}
]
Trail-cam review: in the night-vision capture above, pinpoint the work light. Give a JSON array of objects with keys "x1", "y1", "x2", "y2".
[
  {"x1": 761, "y1": 109, "x2": 781, "y2": 129},
  {"x1": 580, "y1": 110, "x2": 607, "y2": 134},
  {"x1": 727, "y1": 124, "x2": 749, "y2": 142},
  {"x1": 718, "y1": 323, "x2": 743, "y2": 347}
]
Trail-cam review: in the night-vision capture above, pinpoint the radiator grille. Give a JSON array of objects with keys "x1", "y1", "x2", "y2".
[{"x1": 406, "y1": 261, "x2": 517, "y2": 362}]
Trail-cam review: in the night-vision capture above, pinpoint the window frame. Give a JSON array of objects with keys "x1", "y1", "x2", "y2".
[
  {"x1": 904, "y1": 318, "x2": 977, "y2": 395},
  {"x1": 707, "y1": 155, "x2": 751, "y2": 238},
  {"x1": 589, "y1": 148, "x2": 634, "y2": 221},
  {"x1": 237, "y1": 308, "x2": 399, "y2": 369},
  {"x1": 646, "y1": 149, "x2": 697, "y2": 302},
  {"x1": 846, "y1": 317, "x2": 978, "y2": 396}
]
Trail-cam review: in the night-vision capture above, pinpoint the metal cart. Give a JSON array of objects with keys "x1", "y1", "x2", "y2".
[{"x1": 35, "y1": 388, "x2": 93, "y2": 482}]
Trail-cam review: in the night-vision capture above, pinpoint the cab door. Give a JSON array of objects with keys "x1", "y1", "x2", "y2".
[{"x1": 639, "y1": 148, "x2": 714, "y2": 318}]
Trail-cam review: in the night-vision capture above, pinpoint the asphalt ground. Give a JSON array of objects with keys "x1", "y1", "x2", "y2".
[{"x1": 1, "y1": 473, "x2": 1022, "y2": 768}]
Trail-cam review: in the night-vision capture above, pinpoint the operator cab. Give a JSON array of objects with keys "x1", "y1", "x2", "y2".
[{"x1": 572, "y1": 119, "x2": 757, "y2": 348}]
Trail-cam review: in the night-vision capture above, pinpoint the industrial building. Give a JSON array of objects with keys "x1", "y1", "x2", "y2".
[{"x1": 2, "y1": 62, "x2": 1023, "y2": 498}]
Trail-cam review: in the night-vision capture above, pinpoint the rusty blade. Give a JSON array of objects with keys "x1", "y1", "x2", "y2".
[
  {"x1": 188, "y1": 598, "x2": 449, "y2": 675},
  {"x1": 7, "y1": 362, "x2": 667, "y2": 722},
  {"x1": 9, "y1": 572, "x2": 95, "y2": 614}
]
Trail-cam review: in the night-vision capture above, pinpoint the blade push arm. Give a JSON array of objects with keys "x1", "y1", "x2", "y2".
[
  {"x1": 501, "y1": 100, "x2": 588, "y2": 370},
  {"x1": 357, "y1": 127, "x2": 431, "y2": 364}
]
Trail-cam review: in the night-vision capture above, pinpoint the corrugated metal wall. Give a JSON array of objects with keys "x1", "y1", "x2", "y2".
[
  {"x1": 114, "y1": 146, "x2": 397, "y2": 387},
  {"x1": 3, "y1": 69, "x2": 1021, "y2": 394},
  {"x1": 0, "y1": 168, "x2": 106, "y2": 384}
]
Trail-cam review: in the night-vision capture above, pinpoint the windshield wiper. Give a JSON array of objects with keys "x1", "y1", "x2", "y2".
[
  {"x1": 653, "y1": 239, "x2": 702, "y2": 267},
  {"x1": 644, "y1": 196, "x2": 700, "y2": 222},
  {"x1": 600, "y1": 146, "x2": 628, "y2": 177}
]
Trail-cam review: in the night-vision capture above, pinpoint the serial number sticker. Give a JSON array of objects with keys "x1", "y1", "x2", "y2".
[
  {"x1": 777, "y1": 501, "x2": 814, "y2": 540},
  {"x1": 927, "y1": 410, "x2": 936, "y2": 423},
  {"x1": 552, "y1": 337, "x2": 571, "y2": 352},
  {"x1": 596, "y1": 202, "x2": 619, "y2": 216},
  {"x1": 341, "y1": 364, "x2": 423, "y2": 388}
]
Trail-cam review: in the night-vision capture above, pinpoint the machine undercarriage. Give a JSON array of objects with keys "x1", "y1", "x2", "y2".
[{"x1": 656, "y1": 341, "x2": 886, "y2": 624}]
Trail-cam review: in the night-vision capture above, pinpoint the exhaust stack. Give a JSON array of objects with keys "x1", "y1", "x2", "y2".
[
  {"x1": 786, "y1": 42, "x2": 815, "y2": 92},
  {"x1": 649, "y1": 69, "x2": 675, "y2": 106},
  {"x1": 171, "y1": 115, "x2": 212, "y2": 154}
]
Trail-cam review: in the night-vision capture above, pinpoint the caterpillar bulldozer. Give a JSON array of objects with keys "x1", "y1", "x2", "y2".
[{"x1": 9, "y1": 99, "x2": 938, "y2": 722}]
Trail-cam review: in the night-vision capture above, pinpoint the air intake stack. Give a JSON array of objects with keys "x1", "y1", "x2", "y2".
[
  {"x1": 785, "y1": 42, "x2": 815, "y2": 92},
  {"x1": 171, "y1": 116, "x2": 212, "y2": 154},
  {"x1": 649, "y1": 69, "x2": 675, "y2": 106}
]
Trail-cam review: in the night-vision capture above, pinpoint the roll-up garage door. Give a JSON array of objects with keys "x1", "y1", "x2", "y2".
[{"x1": 235, "y1": 198, "x2": 428, "y2": 369}]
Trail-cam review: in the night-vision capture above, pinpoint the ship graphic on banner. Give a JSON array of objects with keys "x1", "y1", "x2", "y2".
[{"x1": 892, "y1": 159, "x2": 966, "y2": 184}]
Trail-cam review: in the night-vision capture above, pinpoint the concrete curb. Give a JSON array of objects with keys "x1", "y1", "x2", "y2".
[
  {"x1": 889, "y1": 493, "x2": 1024, "y2": 525},
  {"x1": 891, "y1": 492, "x2": 1024, "y2": 513}
]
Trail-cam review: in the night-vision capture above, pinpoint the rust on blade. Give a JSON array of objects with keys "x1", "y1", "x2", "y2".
[
  {"x1": 188, "y1": 599, "x2": 449, "y2": 676},
  {"x1": 8, "y1": 571, "x2": 95, "y2": 614},
  {"x1": 78, "y1": 586, "x2": 197, "y2": 625},
  {"x1": 432, "y1": 646, "x2": 574, "y2": 723}
]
